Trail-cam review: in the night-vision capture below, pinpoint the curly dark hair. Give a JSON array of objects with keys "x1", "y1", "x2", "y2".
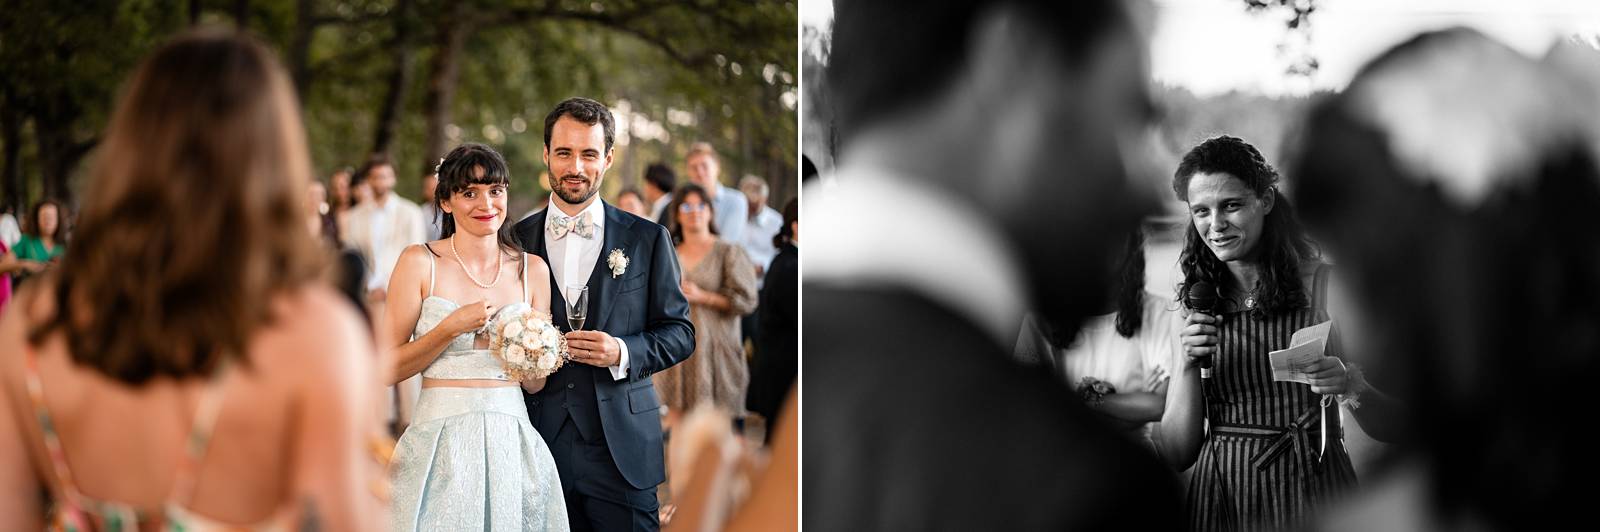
[{"x1": 1173, "y1": 135, "x2": 1314, "y2": 318}]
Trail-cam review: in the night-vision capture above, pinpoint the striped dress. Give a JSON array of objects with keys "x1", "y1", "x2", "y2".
[{"x1": 1186, "y1": 278, "x2": 1358, "y2": 531}]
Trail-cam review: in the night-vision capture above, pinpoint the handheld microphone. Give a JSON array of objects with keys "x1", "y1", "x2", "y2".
[{"x1": 1186, "y1": 281, "x2": 1219, "y2": 379}]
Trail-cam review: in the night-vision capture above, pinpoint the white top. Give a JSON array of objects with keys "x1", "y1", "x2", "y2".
[
  {"x1": 741, "y1": 204, "x2": 784, "y2": 283},
  {"x1": 0, "y1": 213, "x2": 19, "y2": 248},
  {"x1": 345, "y1": 195, "x2": 426, "y2": 290},
  {"x1": 648, "y1": 194, "x2": 672, "y2": 223},
  {"x1": 708, "y1": 184, "x2": 749, "y2": 244},
  {"x1": 805, "y1": 166, "x2": 1026, "y2": 346},
  {"x1": 544, "y1": 197, "x2": 628, "y2": 381},
  {"x1": 1012, "y1": 292, "x2": 1179, "y2": 395},
  {"x1": 421, "y1": 201, "x2": 444, "y2": 242}
]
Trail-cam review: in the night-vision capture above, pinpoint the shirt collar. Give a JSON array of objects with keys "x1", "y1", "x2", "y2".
[{"x1": 805, "y1": 165, "x2": 1027, "y2": 346}]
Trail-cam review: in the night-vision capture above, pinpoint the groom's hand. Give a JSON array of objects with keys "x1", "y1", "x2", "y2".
[{"x1": 566, "y1": 330, "x2": 621, "y2": 367}]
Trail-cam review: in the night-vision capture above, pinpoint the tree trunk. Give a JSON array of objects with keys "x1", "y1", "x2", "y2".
[
  {"x1": 233, "y1": 0, "x2": 249, "y2": 28},
  {"x1": 371, "y1": 0, "x2": 415, "y2": 157},
  {"x1": 31, "y1": 91, "x2": 91, "y2": 206},
  {"x1": 1, "y1": 92, "x2": 24, "y2": 215},
  {"x1": 189, "y1": 0, "x2": 202, "y2": 25},
  {"x1": 288, "y1": 0, "x2": 315, "y2": 101},
  {"x1": 420, "y1": 4, "x2": 469, "y2": 178}
]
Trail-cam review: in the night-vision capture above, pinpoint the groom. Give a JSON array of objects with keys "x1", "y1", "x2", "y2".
[{"x1": 516, "y1": 97, "x2": 695, "y2": 531}]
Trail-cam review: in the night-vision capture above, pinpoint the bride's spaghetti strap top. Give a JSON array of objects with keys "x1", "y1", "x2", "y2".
[
  {"x1": 413, "y1": 245, "x2": 532, "y2": 381},
  {"x1": 22, "y1": 346, "x2": 295, "y2": 531}
]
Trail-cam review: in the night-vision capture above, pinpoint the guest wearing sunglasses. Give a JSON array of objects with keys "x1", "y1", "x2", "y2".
[{"x1": 656, "y1": 184, "x2": 758, "y2": 430}]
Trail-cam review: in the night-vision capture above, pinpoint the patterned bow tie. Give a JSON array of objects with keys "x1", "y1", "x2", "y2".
[{"x1": 549, "y1": 211, "x2": 595, "y2": 240}]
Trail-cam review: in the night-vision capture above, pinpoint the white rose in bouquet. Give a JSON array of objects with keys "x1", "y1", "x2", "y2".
[
  {"x1": 506, "y1": 345, "x2": 528, "y2": 364},
  {"x1": 503, "y1": 319, "x2": 525, "y2": 339}
]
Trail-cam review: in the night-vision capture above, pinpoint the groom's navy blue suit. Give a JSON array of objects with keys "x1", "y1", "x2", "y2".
[{"x1": 517, "y1": 201, "x2": 695, "y2": 531}]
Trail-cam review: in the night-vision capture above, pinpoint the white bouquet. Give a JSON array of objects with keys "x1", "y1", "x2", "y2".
[{"x1": 489, "y1": 309, "x2": 568, "y2": 381}]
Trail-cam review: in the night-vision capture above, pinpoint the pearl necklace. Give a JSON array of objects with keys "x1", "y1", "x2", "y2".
[{"x1": 450, "y1": 233, "x2": 503, "y2": 289}]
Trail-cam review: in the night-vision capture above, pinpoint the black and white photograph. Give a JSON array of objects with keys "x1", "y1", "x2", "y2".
[{"x1": 803, "y1": 0, "x2": 1600, "y2": 530}]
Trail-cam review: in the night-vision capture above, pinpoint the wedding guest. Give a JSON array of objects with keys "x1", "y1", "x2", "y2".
[
  {"x1": 663, "y1": 391, "x2": 798, "y2": 532},
  {"x1": 683, "y1": 143, "x2": 748, "y2": 243},
  {"x1": 746, "y1": 199, "x2": 797, "y2": 443},
  {"x1": 616, "y1": 187, "x2": 650, "y2": 220},
  {"x1": 420, "y1": 172, "x2": 443, "y2": 241},
  {"x1": 1013, "y1": 230, "x2": 1177, "y2": 449},
  {"x1": 805, "y1": 0, "x2": 1179, "y2": 529},
  {"x1": 11, "y1": 200, "x2": 67, "y2": 287},
  {"x1": 738, "y1": 175, "x2": 782, "y2": 280},
  {"x1": 307, "y1": 180, "x2": 340, "y2": 247},
  {"x1": 0, "y1": 240, "x2": 21, "y2": 314},
  {"x1": 0, "y1": 28, "x2": 385, "y2": 531},
  {"x1": 1160, "y1": 135, "x2": 1360, "y2": 530},
  {"x1": 342, "y1": 153, "x2": 426, "y2": 435},
  {"x1": 1290, "y1": 28, "x2": 1595, "y2": 532},
  {"x1": 643, "y1": 163, "x2": 677, "y2": 224},
  {"x1": 655, "y1": 184, "x2": 758, "y2": 426},
  {"x1": 0, "y1": 204, "x2": 19, "y2": 248},
  {"x1": 344, "y1": 153, "x2": 426, "y2": 304},
  {"x1": 330, "y1": 167, "x2": 356, "y2": 236}
]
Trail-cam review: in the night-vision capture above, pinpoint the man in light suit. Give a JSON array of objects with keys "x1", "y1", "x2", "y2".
[
  {"x1": 515, "y1": 97, "x2": 695, "y2": 531},
  {"x1": 342, "y1": 152, "x2": 426, "y2": 433}
]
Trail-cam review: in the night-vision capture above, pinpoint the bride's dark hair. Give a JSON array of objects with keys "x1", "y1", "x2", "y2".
[{"x1": 432, "y1": 142, "x2": 524, "y2": 269}]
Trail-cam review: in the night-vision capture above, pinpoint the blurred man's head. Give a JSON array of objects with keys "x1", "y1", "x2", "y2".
[
  {"x1": 421, "y1": 172, "x2": 439, "y2": 205},
  {"x1": 357, "y1": 153, "x2": 396, "y2": 202},
  {"x1": 685, "y1": 142, "x2": 721, "y2": 194},
  {"x1": 739, "y1": 175, "x2": 770, "y2": 218},
  {"x1": 829, "y1": 0, "x2": 1155, "y2": 333},
  {"x1": 642, "y1": 163, "x2": 677, "y2": 203}
]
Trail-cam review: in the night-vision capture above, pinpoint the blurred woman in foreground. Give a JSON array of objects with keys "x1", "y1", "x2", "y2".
[{"x1": 0, "y1": 29, "x2": 385, "y2": 530}]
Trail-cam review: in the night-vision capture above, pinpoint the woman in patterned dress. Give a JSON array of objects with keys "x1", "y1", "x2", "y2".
[
  {"x1": 1156, "y1": 136, "x2": 1366, "y2": 531},
  {"x1": 655, "y1": 184, "x2": 758, "y2": 425}
]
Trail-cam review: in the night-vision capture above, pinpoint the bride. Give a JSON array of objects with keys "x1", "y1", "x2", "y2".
[{"x1": 384, "y1": 143, "x2": 569, "y2": 530}]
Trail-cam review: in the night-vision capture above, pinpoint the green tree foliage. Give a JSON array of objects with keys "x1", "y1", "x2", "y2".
[{"x1": 0, "y1": 0, "x2": 798, "y2": 218}]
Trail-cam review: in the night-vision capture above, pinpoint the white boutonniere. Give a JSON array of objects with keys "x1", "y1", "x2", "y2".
[{"x1": 607, "y1": 248, "x2": 629, "y2": 278}]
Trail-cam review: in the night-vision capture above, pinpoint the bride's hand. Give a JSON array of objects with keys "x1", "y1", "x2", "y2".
[
  {"x1": 443, "y1": 300, "x2": 493, "y2": 336},
  {"x1": 521, "y1": 376, "x2": 547, "y2": 394}
]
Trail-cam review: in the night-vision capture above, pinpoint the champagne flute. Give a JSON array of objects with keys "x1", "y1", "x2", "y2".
[{"x1": 566, "y1": 285, "x2": 589, "y2": 332}]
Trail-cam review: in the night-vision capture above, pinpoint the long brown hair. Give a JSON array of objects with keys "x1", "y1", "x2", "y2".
[{"x1": 28, "y1": 28, "x2": 326, "y2": 384}]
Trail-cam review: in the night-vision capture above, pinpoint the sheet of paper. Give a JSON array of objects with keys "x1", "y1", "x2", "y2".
[{"x1": 1269, "y1": 321, "x2": 1332, "y2": 384}]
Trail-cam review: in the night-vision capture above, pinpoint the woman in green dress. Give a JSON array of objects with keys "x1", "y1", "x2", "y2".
[{"x1": 12, "y1": 199, "x2": 66, "y2": 286}]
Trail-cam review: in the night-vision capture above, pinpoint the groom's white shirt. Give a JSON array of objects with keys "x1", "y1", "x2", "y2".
[
  {"x1": 805, "y1": 164, "x2": 1026, "y2": 346},
  {"x1": 546, "y1": 195, "x2": 628, "y2": 380}
]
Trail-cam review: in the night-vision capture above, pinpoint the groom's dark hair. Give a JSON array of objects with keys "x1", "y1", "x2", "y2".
[{"x1": 544, "y1": 97, "x2": 616, "y2": 152}]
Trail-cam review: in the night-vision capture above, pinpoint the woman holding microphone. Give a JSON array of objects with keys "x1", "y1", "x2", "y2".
[{"x1": 1156, "y1": 136, "x2": 1364, "y2": 531}]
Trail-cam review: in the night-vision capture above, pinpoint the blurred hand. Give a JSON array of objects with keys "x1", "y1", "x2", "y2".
[
  {"x1": 443, "y1": 299, "x2": 492, "y2": 336},
  {"x1": 566, "y1": 330, "x2": 621, "y2": 367},
  {"x1": 1180, "y1": 312, "x2": 1219, "y2": 370},
  {"x1": 680, "y1": 280, "x2": 706, "y2": 304},
  {"x1": 1303, "y1": 356, "x2": 1350, "y2": 395},
  {"x1": 1145, "y1": 364, "x2": 1170, "y2": 391},
  {"x1": 20, "y1": 260, "x2": 47, "y2": 273}
]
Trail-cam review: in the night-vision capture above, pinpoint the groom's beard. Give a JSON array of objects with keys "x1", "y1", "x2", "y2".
[{"x1": 551, "y1": 173, "x2": 600, "y2": 205}]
